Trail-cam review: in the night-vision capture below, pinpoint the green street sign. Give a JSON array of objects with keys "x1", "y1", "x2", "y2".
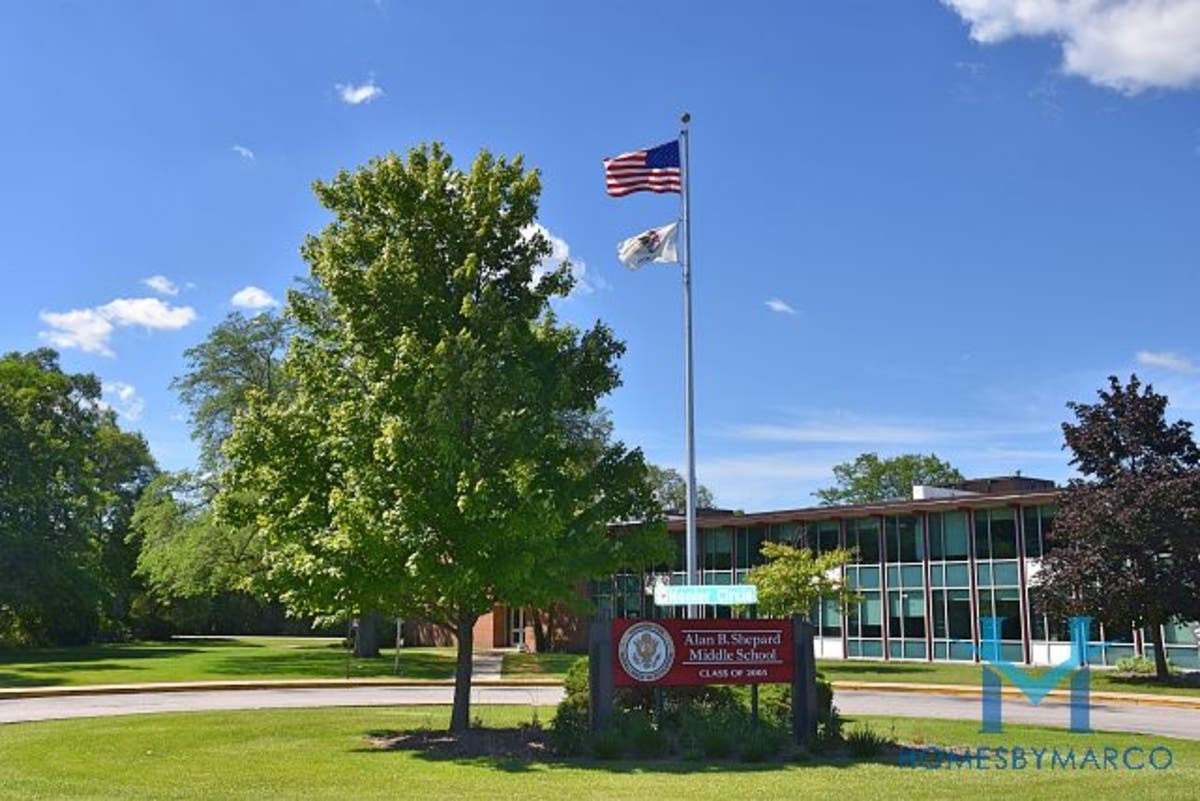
[{"x1": 653, "y1": 583, "x2": 758, "y2": 607}]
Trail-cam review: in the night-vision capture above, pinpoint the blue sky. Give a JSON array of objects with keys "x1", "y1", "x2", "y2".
[{"x1": 3, "y1": 1, "x2": 1199, "y2": 510}]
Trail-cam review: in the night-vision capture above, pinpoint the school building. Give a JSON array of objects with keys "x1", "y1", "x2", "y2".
[{"x1": 592, "y1": 475, "x2": 1200, "y2": 669}]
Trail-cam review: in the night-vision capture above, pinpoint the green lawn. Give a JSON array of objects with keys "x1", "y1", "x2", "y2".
[
  {"x1": 0, "y1": 637, "x2": 456, "y2": 687},
  {"x1": 498, "y1": 653, "x2": 1200, "y2": 698},
  {"x1": 818, "y1": 659, "x2": 1200, "y2": 698},
  {"x1": 0, "y1": 706, "x2": 1193, "y2": 800},
  {"x1": 502, "y1": 652, "x2": 583, "y2": 678}
]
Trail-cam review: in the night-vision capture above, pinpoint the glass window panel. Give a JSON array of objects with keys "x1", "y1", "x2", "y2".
[
  {"x1": 975, "y1": 563, "x2": 992, "y2": 586},
  {"x1": 973, "y1": 510, "x2": 991, "y2": 560},
  {"x1": 888, "y1": 640, "x2": 903, "y2": 659},
  {"x1": 1164, "y1": 621, "x2": 1198, "y2": 645},
  {"x1": 929, "y1": 563, "x2": 944, "y2": 588},
  {"x1": 846, "y1": 640, "x2": 861, "y2": 658},
  {"x1": 990, "y1": 509, "x2": 1017, "y2": 558},
  {"x1": 928, "y1": 513, "x2": 944, "y2": 559},
  {"x1": 932, "y1": 590, "x2": 948, "y2": 638},
  {"x1": 886, "y1": 566, "x2": 900, "y2": 587},
  {"x1": 934, "y1": 641, "x2": 949, "y2": 660},
  {"x1": 901, "y1": 565, "x2": 925, "y2": 587},
  {"x1": 704, "y1": 528, "x2": 732, "y2": 571},
  {"x1": 947, "y1": 589, "x2": 972, "y2": 639},
  {"x1": 860, "y1": 640, "x2": 883, "y2": 658},
  {"x1": 899, "y1": 516, "x2": 922, "y2": 562},
  {"x1": 885, "y1": 517, "x2": 899, "y2": 563},
  {"x1": 995, "y1": 589, "x2": 1021, "y2": 640},
  {"x1": 943, "y1": 512, "x2": 968, "y2": 559},
  {"x1": 818, "y1": 524, "x2": 840, "y2": 556},
  {"x1": 1001, "y1": 643, "x2": 1023, "y2": 662},
  {"x1": 945, "y1": 562, "x2": 970, "y2": 587},
  {"x1": 903, "y1": 641, "x2": 926, "y2": 659},
  {"x1": 992, "y1": 561, "x2": 1020, "y2": 586},
  {"x1": 949, "y1": 641, "x2": 975, "y2": 661},
  {"x1": 857, "y1": 566, "x2": 880, "y2": 589},
  {"x1": 851, "y1": 518, "x2": 880, "y2": 563}
]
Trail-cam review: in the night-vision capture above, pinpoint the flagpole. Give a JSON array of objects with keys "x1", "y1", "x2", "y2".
[{"x1": 680, "y1": 112, "x2": 698, "y2": 615}]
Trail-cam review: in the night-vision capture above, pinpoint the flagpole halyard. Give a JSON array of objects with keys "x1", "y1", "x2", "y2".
[{"x1": 679, "y1": 112, "x2": 699, "y2": 619}]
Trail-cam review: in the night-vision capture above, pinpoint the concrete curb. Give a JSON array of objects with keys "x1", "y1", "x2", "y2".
[
  {"x1": 0, "y1": 678, "x2": 563, "y2": 701},
  {"x1": 831, "y1": 681, "x2": 1200, "y2": 710},
  {"x1": 3, "y1": 678, "x2": 1197, "y2": 711}
]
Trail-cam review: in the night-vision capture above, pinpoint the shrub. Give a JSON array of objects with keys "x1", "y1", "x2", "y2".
[
  {"x1": 741, "y1": 728, "x2": 785, "y2": 763},
  {"x1": 1114, "y1": 655, "x2": 1160, "y2": 675},
  {"x1": 591, "y1": 727, "x2": 624, "y2": 760},
  {"x1": 845, "y1": 722, "x2": 893, "y2": 758},
  {"x1": 621, "y1": 713, "x2": 669, "y2": 759}
]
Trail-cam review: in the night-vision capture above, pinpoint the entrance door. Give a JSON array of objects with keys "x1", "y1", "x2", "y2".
[{"x1": 508, "y1": 607, "x2": 525, "y2": 648}]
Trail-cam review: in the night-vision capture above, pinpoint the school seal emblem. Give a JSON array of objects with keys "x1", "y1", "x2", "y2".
[{"x1": 617, "y1": 621, "x2": 675, "y2": 683}]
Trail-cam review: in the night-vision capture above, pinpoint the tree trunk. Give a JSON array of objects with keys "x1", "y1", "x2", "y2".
[
  {"x1": 353, "y1": 610, "x2": 382, "y2": 658},
  {"x1": 449, "y1": 613, "x2": 478, "y2": 732},
  {"x1": 1149, "y1": 621, "x2": 1171, "y2": 681},
  {"x1": 532, "y1": 609, "x2": 549, "y2": 654}
]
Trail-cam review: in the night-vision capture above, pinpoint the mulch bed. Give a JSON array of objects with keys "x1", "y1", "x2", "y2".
[{"x1": 366, "y1": 726, "x2": 551, "y2": 760}]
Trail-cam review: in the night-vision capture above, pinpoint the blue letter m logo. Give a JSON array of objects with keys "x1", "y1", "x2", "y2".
[{"x1": 978, "y1": 616, "x2": 1092, "y2": 733}]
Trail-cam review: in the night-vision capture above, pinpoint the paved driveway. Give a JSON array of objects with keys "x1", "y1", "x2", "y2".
[{"x1": 2, "y1": 685, "x2": 1198, "y2": 740}]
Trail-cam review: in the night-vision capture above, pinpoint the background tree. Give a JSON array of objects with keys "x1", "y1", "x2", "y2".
[
  {"x1": 1033, "y1": 375, "x2": 1200, "y2": 680},
  {"x1": 131, "y1": 312, "x2": 293, "y2": 640},
  {"x1": 815, "y1": 452, "x2": 962, "y2": 506},
  {"x1": 220, "y1": 144, "x2": 666, "y2": 731},
  {"x1": 171, "y1": 311, "x2": 288, "y2": 472},
  {"x1": 646, "y1": 463, "x2": 715, "y2": 511},
  {"x1": 0, "y1": 349, "x2": 155, "y2": 644},
  {"x1": 745, "y1": 543, "x2": 857, "y2": 619}
]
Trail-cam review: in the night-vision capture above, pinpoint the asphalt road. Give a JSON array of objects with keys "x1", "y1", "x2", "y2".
[{"x1": 2, "y1": 686, "x2": 1198, "y2": 740}]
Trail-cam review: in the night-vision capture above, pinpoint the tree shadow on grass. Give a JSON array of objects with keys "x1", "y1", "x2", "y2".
[
  {"x1": 351, "y1": 728, "x2": 866, "y2": 775},
  {"x1": 208, "y1": 650, "x2": 455, "y2": 680},
  {"x1": 0, "y1": 671, "x2": 66, "y2": 687},
  {"x1": 818, "y1": 663, "x2": 945, "y2": 677},
  {"x1": 1102, "y1": 673, "x2": 1200, "y2": 692}
]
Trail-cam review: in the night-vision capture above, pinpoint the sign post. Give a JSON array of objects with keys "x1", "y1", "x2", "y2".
[{"x1": 792, "y1": 616, "x2": 818, "y2": 745}]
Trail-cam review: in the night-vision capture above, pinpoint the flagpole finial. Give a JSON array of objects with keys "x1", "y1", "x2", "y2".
[{"x1": 681, "y1": 112, "x2": 691, "y2": 124}]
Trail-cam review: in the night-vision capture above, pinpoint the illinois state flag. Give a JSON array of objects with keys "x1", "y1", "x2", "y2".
[{"x1": 617, "y1": 222, "x2": 679, "y2": 270}]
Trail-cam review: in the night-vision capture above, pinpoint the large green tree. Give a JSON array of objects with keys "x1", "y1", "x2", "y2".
[
  {"x1": 220, "y1": 144, "x2": 666, "y2": 731},
  {"x1": 0, "y1": 349, "x2": 155, "y2": 644},
  {"x1": 815, "y1": 452, "x2": 963, "y2": 506},
  {"x1": 1033, "y1": 375, "x2": 1200, "y2": 680}
]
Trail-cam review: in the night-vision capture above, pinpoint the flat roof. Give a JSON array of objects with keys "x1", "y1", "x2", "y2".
[{"x1": 663, "y1": 489, "x2": 1060, "y2": 532}]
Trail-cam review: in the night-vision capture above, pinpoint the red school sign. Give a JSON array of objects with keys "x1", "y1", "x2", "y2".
[{"x1": 612, "y1": 618, "x2": 794, "y2": 687}]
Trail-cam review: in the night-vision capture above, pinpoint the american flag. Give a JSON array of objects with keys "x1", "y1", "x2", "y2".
[{"x1": 603, "y1": 140, "x2": 682, "y2": 197}]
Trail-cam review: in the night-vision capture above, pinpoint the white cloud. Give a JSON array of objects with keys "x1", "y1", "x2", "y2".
[
  {"x1": 765, "y1": 298, "x2": 797, "y2": 315},
  {"x1": 523, "y1": 223, "x2": 602, "y2": 296},
  {"x1": 1136, "y1": 349, "x2": 1199, "y2": 373},
  {"x1": 100, "y1": 381, "x2": 145, "y2": 421},
  {"x1": 141, "y1": 275, "x2": 179, "y2": 296},
  {"x1": 943, "y1": 0, "x2": 1200, "y2": 93},
  {"x1": 336, "y1": 80, "x2": 383, "y2": 105},
  {"x1": 39, "y1": 297, "x2": 197, "y2": 356},
  {"x1": 232, "y1": 144, "x2": 256, "y2": 161},
  {"x1": 728, "y1": 413, "x2": 1052, "y2": 447},
  {"x1": 230, "y1": 285, "x2": 279, "y2": 310}
]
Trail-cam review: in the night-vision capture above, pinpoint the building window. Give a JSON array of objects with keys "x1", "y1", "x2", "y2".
[
  {"x1": 846, "y1": 518, "x2": 880, "y2": 563},
  {"x1": 929, "y1": 511, "x2": 969, "y2": 560}
]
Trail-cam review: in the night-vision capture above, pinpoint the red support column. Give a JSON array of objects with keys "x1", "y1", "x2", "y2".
[
  {"x1": 879, "y1": 515, "x2": 890, "y2": 662},
  {"x1": 921, "y1": 511, "x2": 934, "y2": 662},
  {"x1": 1015, "y1": 504, "x2": 1032, "y2": 665},
  {"x1": 965, "y1": 507, "x2": 981, "y2": 663}
]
